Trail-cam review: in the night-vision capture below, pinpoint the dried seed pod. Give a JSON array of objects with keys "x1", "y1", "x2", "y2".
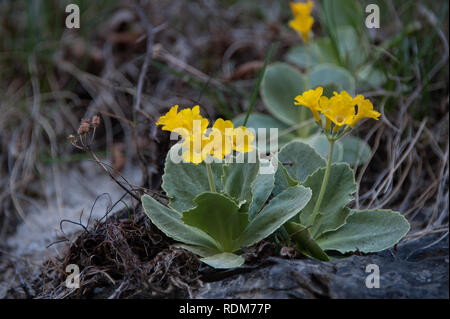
[
  {"x1": 92, "y1": 115, "x2": 100, "y2": 128},
  {"x1": 78, "y1": 122, "x2": 90, "y2": 135},
  {"x1": 67, "y1": 134, "x2": 76, "y2": 143}
]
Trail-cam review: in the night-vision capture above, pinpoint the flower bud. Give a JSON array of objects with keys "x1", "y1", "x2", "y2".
[
  {"x1": 67, "y1": 134, "x2": 76, "y2": 143},
  {"x1": 92, "y1": 115, "x2": 100, "y2": 128},
  {"x1": 78, "y1": 122, "x2": 90, "y2": 135}
]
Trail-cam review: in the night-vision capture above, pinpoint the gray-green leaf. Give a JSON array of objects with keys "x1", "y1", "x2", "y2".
[
  {"x1": 173, "y1": 244, "x2": 220, "y2": 258},
  {"x1": 141, "y1": 194, "x2": 221, "y2": 251},
  {"x1": 237, "y1": 185, "x2": 312, "y2": 248},
  {"x1": 182, "y1": 192, "x2": 248, "y2": 252},
  {"x1": 284, "y1": 221, "x2": 329, "y2": 261},
  {"x1": 200, "y1": 253, "x2": 245, "y2": 269},
  {"x1": 308, "y1": 64, "x2": 356, "y2": 96},
  {"x1": 260, "y1": 62, "x2": 308, "y2": 127},
  {"x1": 222, "y1": 151, "x2": 260, "y2": 212},
  {"x1": 340, "y1": 135, "x2": 372, "y2": 166},
  {"x1": 272, "y1": 159, "x2": 298, "y2": 196},
  {"x1": 302, "y1": 135, "x2": 344, "y2": 163},
  {"x1": 249, "y1": 169, "x2": 275, "y2": 220},
  {"x1": 278, "y1": 140, "x2": 327, "y2": 183},
  {"x1": 300, "y1": 163, "x2": 356, "y2": 238},
  {"x1": 162, "y1": 144, "x2": 223, "y2": 213},
  {"x1": 316, "y1": 209, "x2": 410, "y2": 253}
]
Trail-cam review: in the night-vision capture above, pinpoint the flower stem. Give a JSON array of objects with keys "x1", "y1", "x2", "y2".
[
  {"x1": 310, "y1": 139, "x2": 334, "y2": 223},
  {"x1": 205, "y1": 162, "x2": 216, "y2": 192}
]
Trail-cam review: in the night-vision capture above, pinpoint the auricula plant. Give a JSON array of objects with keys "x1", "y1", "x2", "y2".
[
  {"x1": 142, "y1": 105, "x2": 313, "y2": 268},
  {"x1": 143, "y1": 95, "x2": 410, "y2": 268},
  {"x1": 275, "y1": 87, "x2": 410, "y2": 260}
]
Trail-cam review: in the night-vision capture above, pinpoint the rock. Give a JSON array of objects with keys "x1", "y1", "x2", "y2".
[{"x1": 193, "y1": 233, "x2": 449, "y2": 299}]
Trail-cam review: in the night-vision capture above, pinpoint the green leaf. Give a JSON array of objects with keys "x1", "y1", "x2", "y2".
[
  {"x1": 249, "y1": 168, "x2": 275, "y2": 220},
  {"x1": 162, "y1": 144, "x2": 223, "y2": 213},
  {"x1": 260, "y1": 62, "x2": 308, "y2": 126},
  {"x1": 278, "y1": 140, "x2": 327, "y2": 184},
  {"x1": 356, "y1": 64, "x2": 387, "y2": 89},
  {"x1": 141, "y1": 195, "x2": 221, "y2": 251},
  {"x1": 316, "y1": 209, "x2": 410, "y2": 253},
  {"x1": 312, "y1": 207, "x2": 351, "y2": 240},
  {"x1": 232, "y1": 112, "x2": 294, "y2": 153},
  {"x1": 302, "y1": 135, "x2": 344, "y2": 163},
  {"x1": 313, "y1": 38, "x2": 342, "y2": 65},
  {"x1": 200, "y1": 252, "x2": 245, "y2": 269},
  {"x1": 174, "y1": 244, "x2": 220, "y2": 258},
  {"x1": 285, "y1": 221, "x2": 329, "y2": 261},
  {"x1": 272, "y1": 159, "x2": 298, "y2": 196},
  {"x1": 182, "y1": 192, "x2": 248, "y2": 252},
  {"x1": 308, "y1": 64, "x2": 356, "y2": 96},
  {"x1": 340, "y1": 136, "x2": 372, "y2": 166},
  {"x1": 237, "y1": 185, "x2": 312, "y2": 248},
  {"x1": 335, "y1": 26, "x2": 367, "y2": 70},
  {"x1": 285, "y1": 45, "x2": 320, "y2": 69},
  {"x1": 321, "y1": 0, "x2": 363, "y2": 33},
  {"x1": 300, "y1": 163, "x2": 356, "y2": 238},
  {"x1": 320, "y1": 0, "x2": 363, "y2": 69},
  {"x1": 233, "y1": 112, "x2": 290, "y2": 131},
  {"x1": 222, "y1": 151, "x2": 260, "y2": 211},
  {"x1": 285, "y1": 38, "x2": 341, "y2": 68}
]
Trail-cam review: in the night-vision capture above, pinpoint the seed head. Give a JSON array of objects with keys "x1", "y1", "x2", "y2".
[
  {"x1": 78, "y1": 122, "x2": 90, "y2": 135},
  {"x1": 67, "y1": 134, "x2": 76, "y2": 143},
  {"x1": 92, "y1": 115, "x2": 100, "y2": 128}
]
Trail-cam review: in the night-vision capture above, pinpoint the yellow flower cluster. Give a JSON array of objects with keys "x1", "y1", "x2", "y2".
[
  {"x1": 289, "y1": 1, "x2": 314, "y2": 43},
  {"x1": 156, "y1": 105, "x2": 254, "y2": 164},
  {"x1": 294, "y1": 87, "x2": 381, "y2": 131}
]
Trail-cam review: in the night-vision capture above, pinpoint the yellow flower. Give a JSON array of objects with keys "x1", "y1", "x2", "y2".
[
  {"x1": 289, "y1": 15, "x2": 314, "y2": 43},
  {"x1": 180, "y1": 105, "x2": 209, "y2": 132},
  {"x1": 350, "y1": 95, "x2": 380, "y2": 126},
  {"x1": 294, "y1": 86, "x2": 323, "y2": 121},
  {"x1": 181, "y1": 133, "x2": 212, "y2": 165},
  {"x1": 233, "y1": 126, "x2": 255, "y2": 153},
  {"x1": 209, "y1": 118, "x2": 234, "y2": 159},
  {"x1": 319, "y1": 91, "x2": 356, "y2": 128},
  {"x1": 290, "y1": 1, "x2": 314, "y2": 17},
  {"x1": 155, "y1": 105, "x2": 182, "y2": 132},
  {"x1": 294, "y1": 89, "x2": 379, "y2": 132},
  {"x1": 156, "y1": 105, "x2": 209, "y2": 139},
  {"x1": 157, "y1": 106, "x2": 254, "y2": 164}
]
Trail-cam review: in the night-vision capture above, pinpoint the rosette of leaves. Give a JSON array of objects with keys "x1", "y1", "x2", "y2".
[
  {"x1": 142, "y1": 143, "x2": 312, "y2": 269},
  {"x1": 274, "y1": 140, "x2": 410, "y2": 261}
]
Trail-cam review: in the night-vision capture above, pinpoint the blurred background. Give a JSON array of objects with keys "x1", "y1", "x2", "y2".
[{"x1": 0, "y1": 0, "x2": 448, "y2": 297}]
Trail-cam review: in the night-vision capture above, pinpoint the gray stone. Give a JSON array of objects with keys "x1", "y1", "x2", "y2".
[{"x1": 194, "y1": 234, "x2": 449, "y2": 299}]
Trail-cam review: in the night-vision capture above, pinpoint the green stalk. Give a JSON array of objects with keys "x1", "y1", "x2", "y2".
[
  {"x1": 310, "y1": 139, "x2": 335, "y2": 223},
  {"x1": 243, "y1": 42, "x2": 275, "y2": 126},
  {"x1": 205, "y1": 162, "x2": 216, "y2": 193}
]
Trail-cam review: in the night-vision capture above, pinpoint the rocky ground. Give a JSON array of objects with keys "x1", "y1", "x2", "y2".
[
  {"x1": 195, "y1": 233, "x2": 449, "y2": 299},
  {"x1": 2, "y1": 207, "x2": 447, "y2": 299}
]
